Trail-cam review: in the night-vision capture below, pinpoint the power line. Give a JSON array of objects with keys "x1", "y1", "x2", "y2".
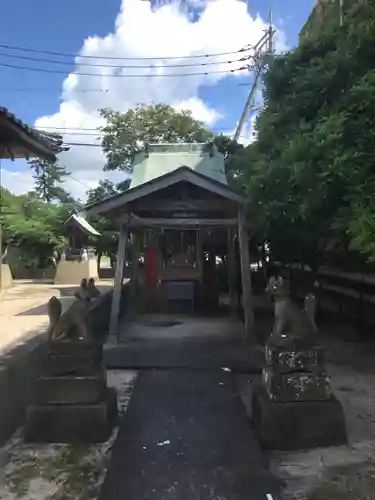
[
  {"x1": 0, "y1": 77, "x2": 247, "y2": 93},
  {"x1": 0, "y1": 61, "x2": 249, "y2": 78},
  {"x1": 0, "y1": 43, "x2": 251, "y2": 61},
  {"x1": 40, "y1": 131, "x2": 103, "y2": 136},
  {"x1": 36, "y1": 128, "x2": 236, "y2": 137},
  {"x1": 36, "y1": 125, "x2": 236, "y2": 132},
  {"x1": 69, "y1": 174, "x2": 92, "y2": 189},
  {"x1": 62, "y1": 136, "x2": 235, "y2": 147},
  {"x1": 0, "y1": 51, "x2": 249, "y2": 69}
]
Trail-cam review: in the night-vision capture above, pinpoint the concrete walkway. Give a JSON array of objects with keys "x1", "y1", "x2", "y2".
[{"x1": 99, "y1": 369, "x2": 280, "y2": 500}]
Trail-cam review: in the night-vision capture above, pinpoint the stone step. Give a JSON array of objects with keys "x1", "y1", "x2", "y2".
[
  {"x1": 36, "y1": 370, "x2": 107, "y2": 405},
  {"x1": 252, "y1": 384, "x2": 347, "y2": 450},
  {"x1": 39, "y1": 340, "x2": 103, "y2": 376},
  {"x1": 25, "y1": 388, "x2": 117, "y2": 443}
]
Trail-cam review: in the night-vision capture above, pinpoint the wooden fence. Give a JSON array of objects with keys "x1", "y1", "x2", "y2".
[{"x1": 277, "y1": 264, "x2": 375, "y2": 332}]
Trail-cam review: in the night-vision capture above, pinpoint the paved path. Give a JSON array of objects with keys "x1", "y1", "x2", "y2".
[
  {"x1": 99, "y1": 370, "x2": 279, "y2": 500},
  {"x1": 0, "y1": 280, "x2": 113, "y2": 355}
]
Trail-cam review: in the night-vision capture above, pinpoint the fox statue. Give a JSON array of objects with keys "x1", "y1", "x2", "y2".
[
  {"x1": 47, "y1": 278, "x2": 100, "y2": 341},
  {"x1": 266, "y1": 275, "x2": 318, "y2": 341}
]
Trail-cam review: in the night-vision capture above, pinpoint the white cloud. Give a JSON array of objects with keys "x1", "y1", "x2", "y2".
[
  {"x1": 6, "y1": 0, "x2": 286, "y2": 199},
  {"x1": 173, "y1": 97, "x2": 222, "y2": 125},
  {"x1": 1, "y1": 168, "x2": 35, "y2": 196}
]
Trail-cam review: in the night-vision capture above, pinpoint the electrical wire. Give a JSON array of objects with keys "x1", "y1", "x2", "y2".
[
  {"x1": 0, "y1": 42, "x2": 251, "y2": 60},
  {"x1": 69, "y1": 175, "x2": 92, "y2": 189},
  {"x1": 0, "y1": 51, "x2": 249, "y2": 69},
  {"x1": 35, "y1": 126, "x2": 236, "y2": 135},
  {"x1": 60, "y1": 138, "x2": 236, "y2": 147},
  {"x1": 0, "y1": 76, "x2": 248, "y2": 93},
  {"x1": 0, "y1": 61, "x2": 249, "y2": 78}
]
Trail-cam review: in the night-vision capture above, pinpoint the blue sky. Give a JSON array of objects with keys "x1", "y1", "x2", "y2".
[{"x1": 0, "y1": 0, "x2": 315, "y2": 198}]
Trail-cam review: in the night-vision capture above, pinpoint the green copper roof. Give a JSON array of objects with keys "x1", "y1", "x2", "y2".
[{"x1": 129, "y1": 142, "x2": 228, "y2": 189}]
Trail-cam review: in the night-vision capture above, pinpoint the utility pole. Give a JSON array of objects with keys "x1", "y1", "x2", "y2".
[
  {"x1": 268, "y1": 9, "x2": 273, "y2": 55},
  {"x1": 339, "y1": 0, "x2": 343, "y2": 26},
  {"x1": 233, "y1": 12, "x2": 275, "y2": 143}
]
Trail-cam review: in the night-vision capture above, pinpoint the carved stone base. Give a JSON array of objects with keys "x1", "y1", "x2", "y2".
[
  {"x1": 265, "y1": 339, "x2": 325, "y2": 373},
  {"x1": 262, "y1": 368, "x2": 332, "y2": 402},
  {"x1": 251, "y1": 384, "x2": 347, "y2": 450},
  {"x1": 24, "y1": 388, "x2": 118, "y2": 443},
  {"x1": 36, "y1": 370, "x2": 107, "y2": 405},
  {"x1": 40, "y1": 341, "x2": 102, "y2": 376}
]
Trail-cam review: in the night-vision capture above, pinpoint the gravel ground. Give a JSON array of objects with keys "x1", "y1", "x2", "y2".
[{"x1": 0, "y1": 370, "x2": 137, "y2": 500}]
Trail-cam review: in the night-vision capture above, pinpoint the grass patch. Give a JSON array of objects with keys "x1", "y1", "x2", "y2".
[{"x1": 6, "y1": 440, "x2": 114, "y2": 500}]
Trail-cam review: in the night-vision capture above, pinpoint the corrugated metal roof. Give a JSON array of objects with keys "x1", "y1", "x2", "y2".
[{"x1": 130, "y1": 142, "x2": 228, "y2": 189}]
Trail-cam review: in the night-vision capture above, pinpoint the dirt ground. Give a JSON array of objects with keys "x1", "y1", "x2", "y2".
[
  {"x1": 0, "y1": 280, "x2": 113, "y2": 355},
  {"x1": 268, "y1": 316, "x2": 375, "y2": 500}
]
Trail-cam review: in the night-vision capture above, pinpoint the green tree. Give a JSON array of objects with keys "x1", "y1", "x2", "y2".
[
  {"x1": 28, "y1": 158, "x2": 73, "y2": 203},
  {"x1": 214, "y1": 134, "x2": 246, "y2": 190},
  {"x1": 86, "y1": 179, "x2": 130, "y2": 272},
  {"x1": 1, "y1": 188, "x2": 69, "y2": 268},
  {"x1": 237, "y1": 0, "x2": 375, "y2": 268},
  {"x1": 100, "y1": 104, "x2": 213, "y2": 172}
]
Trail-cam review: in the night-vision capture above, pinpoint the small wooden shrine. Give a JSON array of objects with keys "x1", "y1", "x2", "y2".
[
  {"x1": 85, "y1": 142, "x2": 254, "y2": 340},
  {"x1": 54, "y1": 213, "x2": 101, "y2": 285}
]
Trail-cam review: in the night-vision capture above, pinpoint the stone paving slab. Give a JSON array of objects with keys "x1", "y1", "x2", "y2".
[
  {"x1": 105, "y1": 339, "x2": 264, "y2": 372},
  {"x1": 105, "y1": 313, "x2": 264, "y2": 372},
  {"x1": 98, "y1": 370, "x2": 280, "y2": 500}
]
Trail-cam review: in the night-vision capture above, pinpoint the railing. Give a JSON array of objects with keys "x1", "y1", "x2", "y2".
[
  {"x1": 63, "y1": 248, "x2": 96, "y2": 261},
  {"x1": 276, "y1": 263, "x2": 375, "y2": 332}
]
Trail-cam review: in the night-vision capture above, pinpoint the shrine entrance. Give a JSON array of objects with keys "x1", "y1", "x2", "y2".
[
  {"x1": 85, "y1": 143, "x2": 254, "y2": 342},
  {"x1": 140, "y1": 227, "x2": 228, "y2": 314}
]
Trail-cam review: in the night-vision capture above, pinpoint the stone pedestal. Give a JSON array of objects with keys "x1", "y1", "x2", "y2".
[
  {"x1": 24, "y1": 340, "x2": 117, "y2": 443},
  {"x1": 0, "y1": 263, "x2": 13, "y2": 290},
  {"x1": 252, "y1": 337, "x2": 347, "y2": 450},
  {"x1": 54, "y1": 258, "x2": 99, "y2": 285}
]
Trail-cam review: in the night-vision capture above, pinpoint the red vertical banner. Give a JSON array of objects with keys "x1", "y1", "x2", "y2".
[{"x1": 145, "y1": 246, "x2": 158, "y2": 290}]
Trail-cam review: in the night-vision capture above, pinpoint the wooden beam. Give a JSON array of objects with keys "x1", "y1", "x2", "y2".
[
  {"x1": 238, "y1": 206, "x2": 254, "y2": 340},
  {"x1": 85, "y1": 167, "x2": 247, "y2": 216},
  {"x1": 109, "y1": 225, "x2": 128, "y2": 340},
  {"x1": 131, "y1": 198, "x2": 233, "y2": 213},
  {"x1": 118, "y1": 214, "x2": 238, "y2": 228},
  {"x1": 196, "y1": 229, "x2": 203, "y2": 288},
  {"x1": 228, "y1": 227, "x2": 237, "y2": 317}
]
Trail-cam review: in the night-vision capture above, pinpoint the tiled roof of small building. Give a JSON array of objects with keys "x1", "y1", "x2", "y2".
[{"x1": 0, "y1": 107, "x2": 69, "y2": 160}]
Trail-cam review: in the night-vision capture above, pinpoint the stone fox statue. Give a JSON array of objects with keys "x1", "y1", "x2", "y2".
[
  {"x1": 87, "y1": 277, "x2": 100, "y2": 298},
  {"x1": 265, "y1": 276, "x2": 318, "y2": 340},
  {"x1": 47, "y1": 278, "x2": 99, "y2": 341}
]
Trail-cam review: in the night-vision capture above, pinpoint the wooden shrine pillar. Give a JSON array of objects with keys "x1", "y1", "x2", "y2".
[
  {"x1": 238, "y1": 206, "x2": 254, "y2": 340},
  {"x1": 227, "y1": 227, "x2": 237, "y2": 317},
  {"x1": 109, "y1": 224, "x2": 129, "y2": 341}
]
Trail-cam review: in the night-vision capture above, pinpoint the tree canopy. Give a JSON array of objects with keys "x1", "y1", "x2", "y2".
[
  {"x1": 233, "y1": 0, "x2": 375, "y2": 266},
  {"x1": 1, "y1": 188, "x2": 70, "y2": 268},
  {"x1": 27, "y1": 158, "x2": 74, "y2": 203},
  {"x1": 100, "y1": 104, "x2": 213, "y2": 172}
]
